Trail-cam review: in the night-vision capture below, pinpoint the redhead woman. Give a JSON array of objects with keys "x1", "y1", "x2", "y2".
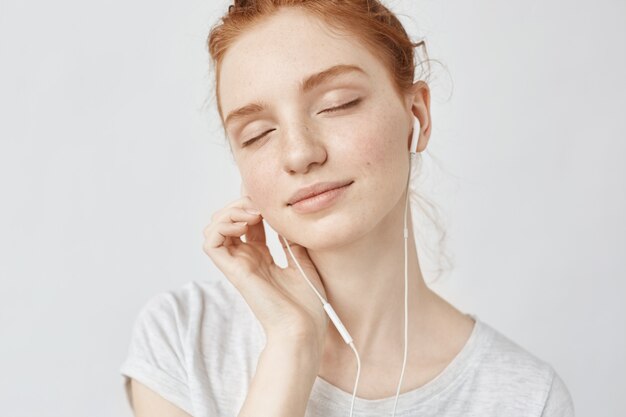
[{"x1": 120, "y1": 1, "x2": 575, "y2": 416}]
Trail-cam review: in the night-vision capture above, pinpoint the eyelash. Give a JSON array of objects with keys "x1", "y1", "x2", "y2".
[{"x1": 241, "y1": 98, "x2": 362, "y2": 147}]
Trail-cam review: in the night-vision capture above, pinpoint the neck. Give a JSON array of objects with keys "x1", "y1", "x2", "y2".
[{"x1": 307, "y1": 187, "x2": 436, "y2": 361}]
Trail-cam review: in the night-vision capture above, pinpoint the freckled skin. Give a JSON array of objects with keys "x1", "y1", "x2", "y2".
[
  {"x1": 220, "y1": 8, "x2": 419, "y2": 251},
  {"x1": 215, "y1": 8, "x2": 479, "y2": 401}
]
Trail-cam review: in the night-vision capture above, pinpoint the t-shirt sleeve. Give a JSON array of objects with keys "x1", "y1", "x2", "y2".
[
  {"x1": 540, "y1": 368, "x2": 575, "y2": 417},
  {"x1": 119, "y1": 292, "x2": 194, "y2": 416}
]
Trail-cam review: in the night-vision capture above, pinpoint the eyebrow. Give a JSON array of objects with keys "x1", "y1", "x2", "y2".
[{"x1": 224, "y1": 64, "x2": 368, "y2": 128}]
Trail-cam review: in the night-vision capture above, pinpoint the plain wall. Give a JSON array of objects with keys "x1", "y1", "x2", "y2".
[{"x1": 0, "y1": 0, "x2": 624, "y2": 416}]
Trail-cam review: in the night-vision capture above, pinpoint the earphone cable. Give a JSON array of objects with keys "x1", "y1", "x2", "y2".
[
  {"x1": 280, "y1": 150, "x2": 416, "y2": 417},
  {"x1": 392, "y1": 150, "x2": 415, "y2": 416}
]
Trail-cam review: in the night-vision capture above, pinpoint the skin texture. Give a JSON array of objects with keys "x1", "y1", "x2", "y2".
[
  {"x1": 129, "y1": 379, "x2": 193, "y2": 417},
  {"x1": 218, "y1": 7, "x2": 476, "y2": 400}
]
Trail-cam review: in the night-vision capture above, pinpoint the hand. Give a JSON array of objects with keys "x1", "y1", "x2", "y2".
[{"x1": 202, "y1": 193, "x2": 329, "y2": 356}]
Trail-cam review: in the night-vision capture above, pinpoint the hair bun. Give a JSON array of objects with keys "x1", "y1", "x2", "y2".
[{"x1": 230, "y1": 0, "x2": 251, "y2": 9}]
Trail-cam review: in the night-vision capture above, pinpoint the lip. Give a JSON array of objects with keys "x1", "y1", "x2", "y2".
[
  {"x1": 287, "y1": 180, "x2": 354, "y2": 206},
  {"x1": 288, "y1": 181, "x2": 353, "y2": 214}
]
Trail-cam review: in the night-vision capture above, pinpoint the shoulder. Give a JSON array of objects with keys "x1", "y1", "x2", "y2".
[
  {"x1": 480, "y1": 321, "x2": 554, "y2": 378},
  {"x1": 120, "y1": 278, "x2": 266, "y2": 416},
  {"x1": 135, "y1": 278, "x2": 263, "y2": 339},
  {"x1": 471, "y1": 319, "x2": 575, "y2": 415},
  {"x1": 122, "y1": 277, "x2": 265, "y2": 370}
]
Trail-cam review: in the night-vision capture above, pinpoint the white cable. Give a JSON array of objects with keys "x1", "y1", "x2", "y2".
[
  {"x1": 392, "y1": 150, "x2": 415, "y2": 417},
  {"x1": 280, "y1": 234, "x2": 361, "y2": 417},
  {"x1": 279, "y1": 150, "x2": 416, "y2": 417},
  {"x1": 347, "y1": 341, "x2": 361, "y2": 417},
  {"x1": 281, "y1": 238, "x2": 326, "y2": 305}
]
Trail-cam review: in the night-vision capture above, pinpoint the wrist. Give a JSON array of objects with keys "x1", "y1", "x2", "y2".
[{"x1": 264, "y1": 334, "x2": 322, "y2": 376}]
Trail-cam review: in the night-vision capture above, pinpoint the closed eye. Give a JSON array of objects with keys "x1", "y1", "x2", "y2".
[
  {"x1": 320, "y1": 97, "x2": 362, "y2": 114},
  {"x1": 241, "y1": 98, "x2": 362, "y2": 147},
  {"x1": 241, "y1": 129, "x2": 276, "y2": 148}
]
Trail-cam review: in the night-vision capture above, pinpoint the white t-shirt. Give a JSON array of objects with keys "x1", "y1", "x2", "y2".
[{"x1": 119, "y1": 278, "x2": 575, "y2": 417}]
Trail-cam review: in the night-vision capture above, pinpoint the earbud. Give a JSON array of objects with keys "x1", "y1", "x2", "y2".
[{"x1": 409, "y1": 119, "x2": 421, "y2": 157}]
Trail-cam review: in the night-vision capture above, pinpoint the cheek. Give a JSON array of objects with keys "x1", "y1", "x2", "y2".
[
  {"x1": 344, "y1": 113, "x2": 400, "y2": 172},
  {"x1": 241, "y1": 168, "x2": 275, "y2": 208},
  {"x1": 343, "y1": 110, "x2": 408, "y2": 209}
]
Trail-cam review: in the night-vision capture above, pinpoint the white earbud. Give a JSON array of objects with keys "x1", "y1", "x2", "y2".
[{"x1": 409, "y1": 119, "x2": 421, "y2": 157}]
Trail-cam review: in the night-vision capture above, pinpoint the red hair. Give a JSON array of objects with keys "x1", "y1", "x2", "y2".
[
  {"x1": 206, "y1": 0, "x2": 452, "y2": 282},
  {"x1": 206, "y1": 0, "x2": 431, "y2": 125}
]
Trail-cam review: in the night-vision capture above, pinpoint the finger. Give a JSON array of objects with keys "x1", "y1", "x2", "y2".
[
  {"x1": 244, "y1": 215, "x2": 266, "y2": 244},
  {"x1": 220, "y1": 207, "x2": 266, "y2": 245},
  {"x1": 211, "y1": 196, "x2": 258, "y2": 219},
  {"x1": 205, "y1": 221, "x2": 249, "y2": 249},
  {"x1": 214, "y1": 198, "x2": 260, "y2": 220},
  {"x1": 205, "y1": 209, "x2": 258, "y2": 235},
  {"x1": 226, "y1": 207, "x2": 264, "y2": 224},
  {"x1": 225, "y1": 201, "x2": 266, "y2": 245}
]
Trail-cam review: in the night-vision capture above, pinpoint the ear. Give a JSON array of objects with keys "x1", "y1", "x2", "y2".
[{"x1": 405, "y1": 81, "x2": 432, "y2": 153}]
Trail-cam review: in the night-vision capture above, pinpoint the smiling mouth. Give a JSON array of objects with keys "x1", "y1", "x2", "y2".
[
  {"x1": 287, "y1": 181, "x2": 354, "y2": 214},
  {"x1": 287, "y1": 181, "x2": 354, "y2": 206}
]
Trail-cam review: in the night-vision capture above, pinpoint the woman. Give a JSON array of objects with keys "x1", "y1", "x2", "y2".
[{"x1": 120, "y1": 1, "x2": 575, "y2": 416}]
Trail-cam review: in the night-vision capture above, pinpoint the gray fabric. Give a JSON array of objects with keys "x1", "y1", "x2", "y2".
[{"x1": 120, "y1": 279, "x2": 575, "y2": 417}]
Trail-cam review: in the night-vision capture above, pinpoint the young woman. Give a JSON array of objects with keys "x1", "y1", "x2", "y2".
[{"x1": 120, "y1": 1, "x2": 575, "y2": 416}]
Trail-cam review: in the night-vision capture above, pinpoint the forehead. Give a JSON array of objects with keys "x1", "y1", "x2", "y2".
[{"x1": 218, "y1": 8, "x2": 384, "y2": 117}]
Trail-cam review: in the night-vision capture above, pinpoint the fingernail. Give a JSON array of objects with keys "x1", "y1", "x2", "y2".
[{"x1": 245, "y1": 208, "x2": 261, "y2": 215}]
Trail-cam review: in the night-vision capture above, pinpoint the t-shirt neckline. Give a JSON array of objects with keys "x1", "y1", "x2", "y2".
[{"x1": 310, "y1": 313, "x2": 491, "y2": 415}]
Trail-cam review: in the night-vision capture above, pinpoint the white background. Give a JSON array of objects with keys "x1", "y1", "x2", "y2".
[{"x1": 1, "y1": 0, "x2": 624, "y2": 416}]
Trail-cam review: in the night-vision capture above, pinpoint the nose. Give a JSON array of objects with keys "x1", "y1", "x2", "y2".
[{"x1": 280, "y1": 122, "x2": 327, "y2": 174}]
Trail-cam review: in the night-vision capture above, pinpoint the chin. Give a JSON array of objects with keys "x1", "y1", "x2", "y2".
[{"x1": 287, "y1": 213, "x2": 375, "y2": 251}]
